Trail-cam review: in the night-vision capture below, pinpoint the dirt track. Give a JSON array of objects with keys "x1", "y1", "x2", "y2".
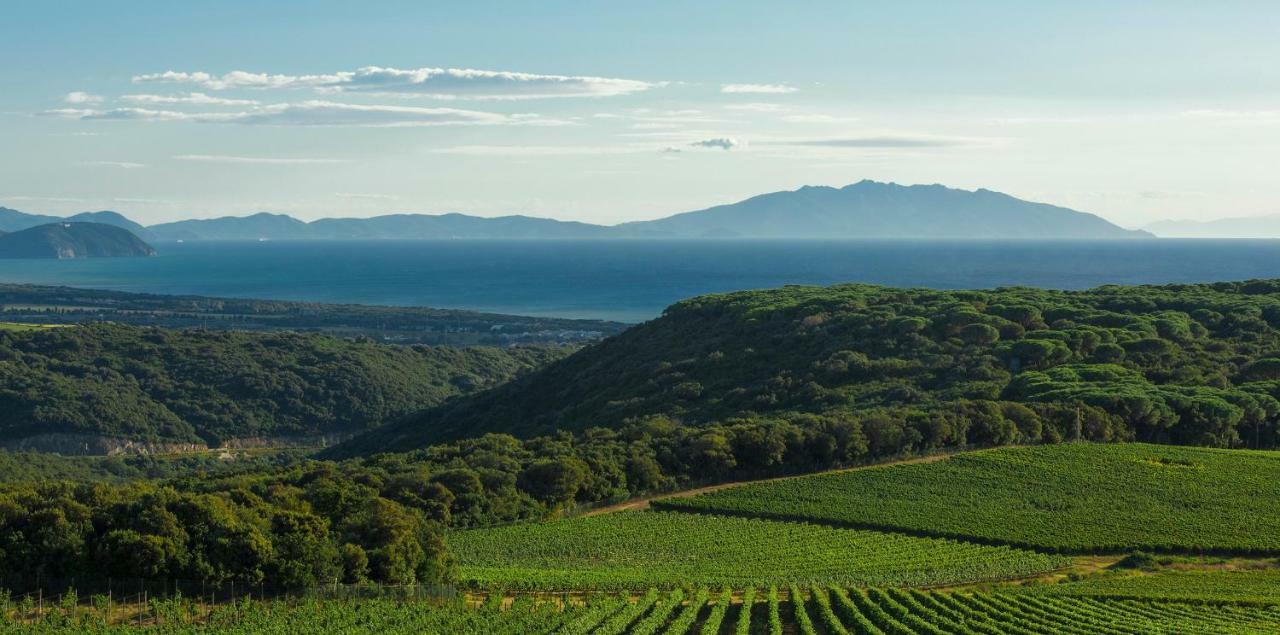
[{"x1": 581, "y1": 451, "x2": 960, "y2": 517}]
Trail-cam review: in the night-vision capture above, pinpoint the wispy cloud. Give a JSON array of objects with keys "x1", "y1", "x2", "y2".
[
  {"x1": 773, "y1": 136, "x2": 977, "y2": 148},
  {"x1": 43, "y1": 101, "x2": 537, "y2": 127},
  {"x1": 122, "y1": 92, "x2": 259, "y2": 106},
  {"x1": 689, "y1": 137, "x2": 740, "y2": 150},
  {"x1": 721, "y1": 83, "x2": 797, "y2": 94},
  {"x1": 134, "y1": 66, "x2": 661, "y2": 99},
  {"x1": 723, "y1": 102, "x2": 787, "y2": 113},
  {"x1": 75, "y1": 160, "x2": 146, "y2": 168},
  {"x1": 433, "y1": 145, "x2": 651, "y2": 157},
  {"x1": 173, "y1": 154, "x2": 349, "y2": 164},
  {"x1": 64, "y1": 91, "x2": 103, "y2": 104}
]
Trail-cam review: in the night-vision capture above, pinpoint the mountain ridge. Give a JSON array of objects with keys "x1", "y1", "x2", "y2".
[
  {"x1": 0, "y1": 222, "x2": 157, "y2": 259},
  {"x1": 3, "y1": 181, "x2": 1151, "y2": 241}
]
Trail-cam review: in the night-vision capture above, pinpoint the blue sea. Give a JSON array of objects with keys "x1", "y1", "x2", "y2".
[{"x1": 1, "y1": 239, "x2": 1278, "y2": 323}]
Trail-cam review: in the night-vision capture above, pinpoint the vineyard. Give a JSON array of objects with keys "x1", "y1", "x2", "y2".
[
  {"x1": 448, "y1": 511, "x2": 1070, "y2": 590},
  {"x1": 5, "y1": 586, "x2": 1280, "y2": 633},
  {"x1": 655, "y1": 444, "x2": 1280, "y2": 553},
  {"x1": 1040, "y1": 568, "x2": 1280, "y2": 605}
]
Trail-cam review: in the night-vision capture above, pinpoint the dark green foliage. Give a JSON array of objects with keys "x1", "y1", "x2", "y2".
[
  {"x1": 0, "y1": 323, "x2": 566, "y2": 445},
  {"x1": 348, "y1": 280, "x2": 1280, "y2": 454},
  {"x1": 0, "y1": 477, "x2": 454, "y2": 591}
]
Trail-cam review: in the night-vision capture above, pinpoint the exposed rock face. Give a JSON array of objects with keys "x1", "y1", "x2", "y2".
[
  {"x1": 2, "y1": 433, "x2": 352, "y2": 456},
  {"x1": 3, "y1": 434, "x2": 204, "y2": 456}
]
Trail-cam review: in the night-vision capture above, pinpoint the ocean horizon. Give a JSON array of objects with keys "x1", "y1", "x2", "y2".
[{"x1": 1, "y1": 238, "x2": 1278, "y2": 323}]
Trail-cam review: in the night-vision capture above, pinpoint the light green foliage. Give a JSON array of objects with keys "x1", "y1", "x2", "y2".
[
  {"x1": 1040, "y1": 568, "x2": 1280, "y2": 605},
  {"x1": 449, "y1": 511, "x2": 1068, "y2": 590},
  {"x1": 658, "y1": 444, "x2": 1280, "y2": 553}
]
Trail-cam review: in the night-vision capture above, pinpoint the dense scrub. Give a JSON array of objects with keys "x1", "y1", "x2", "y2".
[
  {"x1": 0, "y1": 475, "x2": 455, "y2": 592},
  {"x1": 0, "y1": 323, "x2": 566, "y2": 445},
  {"x1": 352, "y1": 280, "x2": 1280, "y2": 454},
  {"x1": 6, "y1": 586, "x2": 1278, "y2": 633},
  {"x1": 449, "y1": 511, "x2": 1068, "y2": 590},
  {"x1": 657, "y1": 444, "x2": 1280, "y2": 553}
]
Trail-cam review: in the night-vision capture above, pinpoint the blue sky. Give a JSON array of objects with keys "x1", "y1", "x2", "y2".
[{"x1": 2, "y1": 1, "x2": 1278, "y2": 226}]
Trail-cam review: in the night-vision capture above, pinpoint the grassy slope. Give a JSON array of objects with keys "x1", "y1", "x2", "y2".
[
  {"x1": 449, "y1": 510, "x2": 1069, "y2": 590},
  {"x1": 655, "y1": 443, "x2": 1280, "y2": 554}
]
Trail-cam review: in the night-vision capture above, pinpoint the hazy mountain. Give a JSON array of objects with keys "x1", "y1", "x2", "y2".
[
  {"x1": 307, "y1": 213, "x2": 611, "y2": 239},
  {"x1": 0, "y1": 222, "x2": 157, "y2": 259},
  {"x1": 0, "y1": 207, "x2": 63, "y2": 233},
  {"x1": 616, "y1": 181, "x2": 1151, "y2": 239},
  {"x1": 7, "y1": 182, "x2": 1150, "y2": 241},
  {"x1": 148, "y1": 212, "x2": 312, "y2": 241},
  {"x1": 0, "y1": 206, "x2": 156, "y2": 240},
  {"x1": 1144, "y1": 215, "x2": 1280, "y2": 238}
]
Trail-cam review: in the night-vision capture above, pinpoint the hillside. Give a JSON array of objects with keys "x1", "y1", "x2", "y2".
[
  {"x1": 616, "y1": 181, "x2": 1151, "y2": 239},
  {"x1": 147, "y1": 211, "x2": 612, "y2": 241},
  {"x1": 0, "y1": 222, "x2": 156, "y2": 259},
  {"x1": 0, "y1": 206, "x2": 155, "y2": 239},
  {"x1": 335, "y1": 279, "x2": 1280, "y2": 455},
  {"x1": 1145, "y1": 214, "x2": 1280, "y2": 238},
  {"x1": 656, "y1": 443, "x2": 1280, "y2": 553},
  {"x1": 0, "y1": 323, "x2": 568, "y2": 451}
]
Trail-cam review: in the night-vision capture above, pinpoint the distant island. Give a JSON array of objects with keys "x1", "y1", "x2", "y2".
[
  {"x1": 1, "y1": 181, "x2": 1150, "y2": 242},
  {"x1": 0, "y1": 222, "x2": 156, "y2": 259}
]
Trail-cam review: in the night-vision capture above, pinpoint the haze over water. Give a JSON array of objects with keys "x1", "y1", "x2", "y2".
[{"x1": 1, "y1": 239, "x2": 1278, "y2": 323}]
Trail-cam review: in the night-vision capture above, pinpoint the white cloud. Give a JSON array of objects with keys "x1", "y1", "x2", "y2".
[
  {"x1": 689, "y1": 137, "x2": 740, "y2": 150},
  {"x1": 724, "y1": 102, "x2": 787, "y2": 112},
  {"x1": 43, "y1": 101, "x2": 530, "y2": 127},
  {"x1": 769, "y1": 135, "x2": 979, "y2": 148},
  {"x1": 721, "y1": 83, "x2": 797, "y2": 94},
  {"x1": 134, "y1": 66, "x2": 661, "y2": 99},
  {"x1": 122, "y1": 92, "x2": 259, "y2": 106},
  {"x1": 75, "y1": 160, "x2": 146, "y2": 168},
  {"x1": 433, "y1": 145, "x2": 651, "y2": 157},
  {"x1": 217, "y1": 101, "x2": 512, "y2": 126},
  {"x1": 64, "y1": 91, "x2": 104, "y2": 104},
  {"x1": 173, "y1": 154, "x2": 349, "y2": 164}
]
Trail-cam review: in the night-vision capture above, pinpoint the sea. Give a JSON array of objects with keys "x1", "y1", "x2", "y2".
[{"x1": 0, "y1": 239, "x2": 1278, "y2": 323}]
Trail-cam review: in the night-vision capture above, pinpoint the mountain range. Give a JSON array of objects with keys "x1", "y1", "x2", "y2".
[
  {"x1": 0, "y1": 222, "x2": 157, "y2": 259},
  {"x1": 1, "y1": 181, "x2": 1151, "y2": 242}
]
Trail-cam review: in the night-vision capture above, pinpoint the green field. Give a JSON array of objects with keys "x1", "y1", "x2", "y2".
[
  {"x1": 8, "y1": 587, "x2": 1279, "y2": 634},
  {"x1": 1040, "y1": 568, "x2": 1280, "y2": 605},
  {"x1": 0, "y1": 322, "x2": 68, "y2": 332},
  {"x1": 449, "y1": 510, "x2": 1070, "y2": 590},
  {"x1": 655, "y1": 444, "x2": 1280, "y2": 554}
]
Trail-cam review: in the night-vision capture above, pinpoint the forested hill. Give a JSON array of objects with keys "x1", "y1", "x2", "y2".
[
  {"x1": 334, "y1": 279, "x2": 1280, "y2": 456},
  {"x1": 0, "y1": 222, "x2": 156, "y2": 259},
  {"x1": 0, "y1": 323, "x2": 568, "y2": 451}
]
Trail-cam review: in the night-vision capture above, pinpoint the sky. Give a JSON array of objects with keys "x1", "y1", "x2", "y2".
[{"x1": 2, "y1": 1, "x2": 1278, "y2": 228}]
